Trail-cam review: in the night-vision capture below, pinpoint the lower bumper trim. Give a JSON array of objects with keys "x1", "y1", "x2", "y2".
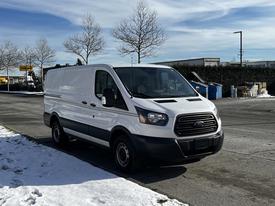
[
  {"x1": 177, "y1": 131, "x2": 224, "y2": 158},
  {"x1": 131, "y1": 131, "x2": 224, "y2": 163}
]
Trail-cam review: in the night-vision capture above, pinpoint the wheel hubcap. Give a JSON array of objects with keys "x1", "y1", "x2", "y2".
[
  {"x1": 116, "y1": 143, "x2": 130, "y2": 167},
  {"x1": 53, "y1": 125, "x2": 60, "y2": 143}
]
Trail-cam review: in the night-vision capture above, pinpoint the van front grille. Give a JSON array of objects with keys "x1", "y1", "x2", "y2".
[{"x1": 174, "y1": 113, "x2": 218, "y2": 137}]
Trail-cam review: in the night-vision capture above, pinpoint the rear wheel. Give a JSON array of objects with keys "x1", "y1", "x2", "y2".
[
  {"x1": 113, "y1": 136, "x2": 139, "y2": 173},
  {"x1": 51, "y1": 121, "x2": 68, "y2": 146}
]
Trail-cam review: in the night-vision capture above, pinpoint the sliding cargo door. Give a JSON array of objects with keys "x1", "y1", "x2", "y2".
[{"x1": 60, "y1": 68, "x2": 93, "y2": 138}]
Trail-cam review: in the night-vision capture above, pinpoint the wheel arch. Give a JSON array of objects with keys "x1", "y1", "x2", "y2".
[
  {"x1": 110, "y1": 126, "x2": 133, "y2": 150},
  {"x1": 49, "y1": 112, "x2": 61, "y2": 127}
]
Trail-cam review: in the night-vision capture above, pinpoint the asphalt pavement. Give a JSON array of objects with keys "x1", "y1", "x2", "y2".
[{"x1": 0, "y1": 93, "x2": 274, "y2": 206}]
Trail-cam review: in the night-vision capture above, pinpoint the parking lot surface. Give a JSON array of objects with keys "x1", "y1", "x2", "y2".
[{"x1": 0, "y1": 93, "x2": 274, "y2": 206}]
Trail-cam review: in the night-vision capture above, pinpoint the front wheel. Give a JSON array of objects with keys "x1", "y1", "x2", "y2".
[
  {"x1": 51, "y1": 121, "x2": 68, "y2": 147},
  {"x1": 113, "y1": 136, "x2": 139, "y2": 173}
]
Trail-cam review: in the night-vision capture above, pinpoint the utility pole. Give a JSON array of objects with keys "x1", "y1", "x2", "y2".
[{"x1": 234, "y1": 31, "x2": 243, "y2": 67}]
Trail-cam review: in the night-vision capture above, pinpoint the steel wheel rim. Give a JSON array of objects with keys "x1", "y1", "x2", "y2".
[
  {"x1": 116, "y1": 142, "x2": 130, "y2": 168},
  {"x1": 53, "y1": 125, "x2": 60, "y2": 143}
]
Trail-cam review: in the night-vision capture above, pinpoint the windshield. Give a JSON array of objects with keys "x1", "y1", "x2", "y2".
[{"x1": 114, "y1": 67, "x2": 198, "y2": 98}]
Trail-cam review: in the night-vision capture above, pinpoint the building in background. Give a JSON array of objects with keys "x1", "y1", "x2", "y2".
[
  {"x1": 221, "y1": 60, "x2": 275, "y2": 68},
  {"x1": 0, "y1": 70, "x2": 25, "y2": 85},
  {"x1": 153, "y1": 58, "x2": 220, "y2": 67},
  {"x1": 0, "y1": 75, "x2": 25, "y2": 85},
  {"x1": 244, "y1": 61, "x2": 275, "y2": 68}
]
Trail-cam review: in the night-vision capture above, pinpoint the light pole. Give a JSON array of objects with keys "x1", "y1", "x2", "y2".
[{"x1": 234, "y1": 31, "x2": 243, "y2": 67}]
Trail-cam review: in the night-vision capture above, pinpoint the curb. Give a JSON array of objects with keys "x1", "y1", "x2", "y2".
[{"x1": 0, "y1": 91, "x2": 44, "y2": 96}]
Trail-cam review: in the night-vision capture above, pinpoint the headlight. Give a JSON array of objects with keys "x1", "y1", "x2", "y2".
[
  {"x1": 213, "y1": 107, "x2": 220, "y2": 120},
  {"x1": 135, "y1": 107, "x2": 169, "y2": 126}
]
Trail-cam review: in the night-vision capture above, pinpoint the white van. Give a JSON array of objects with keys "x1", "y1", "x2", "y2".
[{"x1": 44, "y1": 64, "x2": 223, "y2": 172}]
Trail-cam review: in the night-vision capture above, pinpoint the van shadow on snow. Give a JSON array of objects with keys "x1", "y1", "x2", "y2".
[
  {"x1": 0, "y1": 134, "x2": 116, "y2": 188},
  {"x1": 0, "y1": 133, "x2": 186, "y2": 188},
  {"x1": 41, "y1": 137, "x2": 188, "y2": 184}
]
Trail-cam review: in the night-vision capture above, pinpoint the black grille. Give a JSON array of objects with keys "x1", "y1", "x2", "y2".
[{"x1": 174, "y1": 113, "x2": 218, "y2": 137}]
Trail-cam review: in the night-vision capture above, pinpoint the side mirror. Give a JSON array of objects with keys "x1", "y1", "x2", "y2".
[{"x1": 102, "y1": 88, "x2": 115, "y2": 107}]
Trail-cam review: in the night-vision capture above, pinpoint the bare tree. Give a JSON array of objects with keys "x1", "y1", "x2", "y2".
[
  {"x1": 0, "y1": 46, "x2": 4, "y2": 69},
  {"x1": 21, "y1": 46, "x2": 36, "y2": 83},
  {"x1": 64, "y1": 15, "x2": 104, "y2": 65},
  {"x1": 22, "y1": 46, "x2": 36, "y2": 66},
  {"x1": 35, "y1": 38, "x2": 55, "y2": 81},
  {"x1": 0, "y1": 41, "x2": 21, "y2": 91},
  {"x1": 113, "y1": 1, "x2": 166, "y2": 63}
]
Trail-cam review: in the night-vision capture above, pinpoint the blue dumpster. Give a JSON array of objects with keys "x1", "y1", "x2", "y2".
[
  {"x1": 208, "y1": 83, "x2": 223, "y2": 100},
  {"x1": 215, "y1": 83, "x2": 223, "y2": 99},
  {"x1": 190, "y1": 81, "x2": 208, "y2": 98}
]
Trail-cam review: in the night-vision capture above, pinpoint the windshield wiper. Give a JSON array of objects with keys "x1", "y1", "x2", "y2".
[{"x1": 132, "y1": 92, "x2": 153, "y2": 98}]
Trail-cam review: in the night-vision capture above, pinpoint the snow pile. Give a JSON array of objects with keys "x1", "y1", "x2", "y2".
[
  {"x1": 257, "y1": 90, "x2": 273, "y2": 98},
  {"x1": 257, "y1": 93, "x2": 273, "y2": 98},
  {"x1": 0, "y1": 126, "x2": 186, "y2": 206}
]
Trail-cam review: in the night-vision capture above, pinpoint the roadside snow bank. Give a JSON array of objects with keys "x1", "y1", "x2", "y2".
[
  {"x1": 256, "y1": 93, "x2": 273, "y2": 98},
  {"x1": 257, "y1": 90, "x2": 273, "y2": 98},
  {"x1": 0, "y1": 126, "x2": 186, "y2": 206}
]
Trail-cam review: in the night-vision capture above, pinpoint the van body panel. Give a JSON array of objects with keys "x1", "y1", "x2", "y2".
[{"x1": 132, "y1": 96, "x2": 215, "y2": 117}]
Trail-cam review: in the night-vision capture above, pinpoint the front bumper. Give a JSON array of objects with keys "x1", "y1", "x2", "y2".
[{"x1": 131, "y1": 130, "x2": 224, "y2": 163}]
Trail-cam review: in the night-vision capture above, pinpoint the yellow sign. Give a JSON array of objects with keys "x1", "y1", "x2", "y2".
[
  {"x1": 0, "y1": 77, "x2": 7, "y2": 84},
  {"x1": 19, "y1": 65, "x2": 33, "y2": 71}
]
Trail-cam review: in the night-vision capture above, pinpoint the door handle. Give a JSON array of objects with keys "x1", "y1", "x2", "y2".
[
  {"x1": 90, "y1": 103, "x2": 96, "y2": 107},
  {"x1": 82, "y1": 101, "x2": 87, "y2": 105}
]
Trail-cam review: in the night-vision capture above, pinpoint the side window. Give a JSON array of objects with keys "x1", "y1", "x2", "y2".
[
  {"x1": 95, "y1": 70, "x2": 115, "y2": 98},
  {"x1": 95, "y1": 70, "x2": 128, "y2": 110}
]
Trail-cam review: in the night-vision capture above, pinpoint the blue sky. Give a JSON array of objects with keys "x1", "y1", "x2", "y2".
[{"x1": 1, "y1": 0, "x2": 275, "y2": 66}]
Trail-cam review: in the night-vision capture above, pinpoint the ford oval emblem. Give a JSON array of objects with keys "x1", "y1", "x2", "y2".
[{"x1": 193, "y1": 121, "x2": 205, "y2": 128}]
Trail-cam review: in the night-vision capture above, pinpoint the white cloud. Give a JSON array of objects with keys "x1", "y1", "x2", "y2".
[
  {"x1": 1, "y1": 0, "x2": 275, "y2": 63},
  {"x1": 1, "y1": 0, "x2": 275, "y2": 26},
  {"x1": 0, "y1": 0, "x2": 137, "y2": 27}
]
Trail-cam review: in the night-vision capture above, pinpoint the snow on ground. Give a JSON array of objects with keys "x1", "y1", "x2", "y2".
[
  {"x1": 0, "y1": 126, "x2": 186, "y2": 206},
  {"x1": 256, "y1": 93, "x2": 273, "y2": 98},
  {"x1": 213, "y1": 97, "x2": 275, "y2": 105}
]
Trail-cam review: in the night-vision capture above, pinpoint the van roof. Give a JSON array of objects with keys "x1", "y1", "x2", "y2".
[
  {"x1": 46, "y1": 64, "x2": 172, "y2": 73},
  {"x1": 111, "y1": 64, "x2": 171, "y2": 69}
]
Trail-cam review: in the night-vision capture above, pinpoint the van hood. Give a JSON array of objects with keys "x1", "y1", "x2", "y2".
[{"x1": 133, "y1": 96, "x2": 215, "y2": 117}]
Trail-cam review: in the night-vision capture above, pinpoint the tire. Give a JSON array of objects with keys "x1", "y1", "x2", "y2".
[
  {"x1": 51, "y1": 121, "x2": 68, "y2": 147},
  {"x1": 113, "y1": 136, "x2": 139, "y2": 173}
]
